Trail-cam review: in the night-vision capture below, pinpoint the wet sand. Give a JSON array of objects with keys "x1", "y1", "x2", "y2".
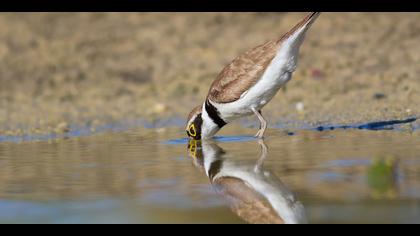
[{"x1": 0, "y1": 13, "x2": 419, "y2": 137}]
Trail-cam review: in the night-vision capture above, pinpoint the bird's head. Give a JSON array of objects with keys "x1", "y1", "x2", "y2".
[{"x1": 186, "y1": 105, "x2": 203, "y2": 140}]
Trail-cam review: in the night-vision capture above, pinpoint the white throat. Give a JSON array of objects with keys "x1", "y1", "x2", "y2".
[{"x1": 200, "y1": 102, "x2": 221, "y2": 139}]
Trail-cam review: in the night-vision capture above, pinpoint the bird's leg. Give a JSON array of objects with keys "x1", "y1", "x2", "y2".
[
  {"x1": 252, "y1": 108, "x2": 267, "y2": 139},
  {"x1": 254, "y1": 139, "x2": 268, "y2": 173}
]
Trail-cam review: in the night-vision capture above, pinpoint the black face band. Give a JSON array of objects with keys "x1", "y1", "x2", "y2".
[{"x1": 205, "y1": 100, "x2": 227, "y2": 129}]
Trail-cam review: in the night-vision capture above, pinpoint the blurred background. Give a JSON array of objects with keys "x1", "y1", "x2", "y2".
[
  {"x1": 0, "y1": 12, "x2": 419, "y2": 136},
  {"x1": 0, "y1": 13, "x2": 419, "y2": 224}
]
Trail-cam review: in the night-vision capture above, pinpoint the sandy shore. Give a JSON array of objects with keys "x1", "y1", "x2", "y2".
[{"x1": 0, "y1": 13, "x2": 419, "y2": 137}]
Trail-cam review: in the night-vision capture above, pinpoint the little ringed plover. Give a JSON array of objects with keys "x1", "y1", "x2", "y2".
[{"x1": 186, "y1": 12, "x2": 321, "y2": 140}]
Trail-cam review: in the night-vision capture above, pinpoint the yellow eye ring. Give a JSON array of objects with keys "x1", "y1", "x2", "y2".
[{"x1": 188, "y1": 124, "x2": 197, "y2": 137}]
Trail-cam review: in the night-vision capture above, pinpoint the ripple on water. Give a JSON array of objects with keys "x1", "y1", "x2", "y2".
[
  {"x1": 0, "y1": 121, "x2": 419, "y2": 224},
  {"x1": 1, "y1": 117, "x2": 418, "y2": 144},
  {"x1": 164, "y1": 135, "x2": 256, "y2": 145}
]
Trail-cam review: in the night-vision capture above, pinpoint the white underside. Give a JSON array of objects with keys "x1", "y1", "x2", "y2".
[{"x1": 202, "y1": 143, "x2": 307, "y2": 224}]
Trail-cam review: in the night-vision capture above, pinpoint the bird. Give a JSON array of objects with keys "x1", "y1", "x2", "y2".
[
  {"x1": 186, "y1": 12, "x2": 320, "y2": 140},
  {"x1": 187, "y1": 139, "x2": 307, "y2": 224}
]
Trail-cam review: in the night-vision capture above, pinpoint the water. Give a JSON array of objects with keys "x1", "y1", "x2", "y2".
[{"x1": 0, "y1": 123, "x2": 419, "y2": 224}]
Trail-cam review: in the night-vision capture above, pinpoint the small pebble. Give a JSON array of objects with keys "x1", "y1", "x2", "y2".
[
  {"x1": 311, "y1": 69, "x2": 324, "y2": 80},
  {"x1": 156, "y1": 128, "x2": 166, "y2": 133},
  {"x1": 152, "y1": 103, "x2": 167, "y2": 114},
  {"x1": 373, "y1": 93, "x2": 387, "y2": 100},
  {"x1": 296, "y1": 102, "x2": 305, "y2": 112}
]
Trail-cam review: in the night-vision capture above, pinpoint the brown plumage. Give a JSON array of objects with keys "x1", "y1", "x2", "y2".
[
  {"x1": 207, "y1": 12, "x2": 320, "y2": 104},
  {"x1": 213, "y1": 177, "x2": 285, "y2": 224},
  {"x1": 207, "y1": 40, "x2": 279, "y2": 103},
  {"x1": 187, "y1": 104, "x2": 202, "y2": 123}
]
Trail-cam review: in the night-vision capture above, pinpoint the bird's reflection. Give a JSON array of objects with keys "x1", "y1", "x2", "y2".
[{"x1": 187, "y1": 139, "x2": 307, "y2": 224}]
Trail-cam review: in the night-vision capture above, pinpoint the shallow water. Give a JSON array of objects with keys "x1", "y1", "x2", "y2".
[{"x1": 0, "y1": 123, "x2": 419, "y2": 223}]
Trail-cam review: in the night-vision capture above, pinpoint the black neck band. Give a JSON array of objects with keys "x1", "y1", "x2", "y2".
[{"x1": 205, "y1": 100, "x2": 227, "y2": 128}]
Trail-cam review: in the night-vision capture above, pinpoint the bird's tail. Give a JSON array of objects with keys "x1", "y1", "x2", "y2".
[
  {"x1": 277, "y1": 12, "x2": 321, "y2": 44},
  {"x1": 272, "y1": 12, "x2": 320, "y2": 75}
]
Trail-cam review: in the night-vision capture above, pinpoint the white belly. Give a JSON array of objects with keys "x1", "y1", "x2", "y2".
[{"x1": 212, "y1": 68, "x2": 293, "y2": 123}]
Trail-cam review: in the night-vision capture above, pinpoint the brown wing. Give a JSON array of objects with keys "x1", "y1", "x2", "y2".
[
  {"x1": 207, "y1": 12, "x2": 320, "y2": 104},
  {"x1": 213, "y1": 177, "x2": 284, "y2": 224},
  {"x1": 207, "y1": 39, "x2": 279, "y2": 104}
]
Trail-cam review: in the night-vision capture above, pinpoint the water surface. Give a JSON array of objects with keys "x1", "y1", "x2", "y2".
[{"x1": 0, "y1": 124, "x2": 419, "y2": 223}]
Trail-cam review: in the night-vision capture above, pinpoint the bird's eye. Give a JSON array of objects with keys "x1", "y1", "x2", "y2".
[{"x1": 187, "y1": 124, "x2": 197, "y2": 137}]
